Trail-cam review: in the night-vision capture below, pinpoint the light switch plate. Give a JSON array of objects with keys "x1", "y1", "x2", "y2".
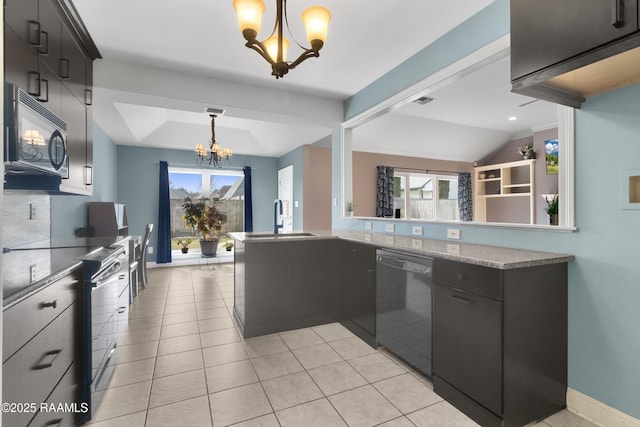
[
  {"x1": 30, "y1": 203, "x2": 36, "y2": 220},
  {"x1": 364, "y1": 222, "x2": 372, "y2": 230},
  {"x1": 447, "y1": 228, "x2": 460, "y2": 239},
  {"x1": 148, "y1": 246, "x2": 154, "y2": 254},
  {"x1": 385, "y1": 235, "x2": 395, "y2": 245},
  {"x1": 412, "y1": 239, "x2": 423, "y2": 249},
  {"x1": 412, "y1": 226, "x2": 423, "y2": 236},
  {"x1": 364, "y1": 233, "x2": 372, "y2": 242},
  {"x1": 385, "y1": 223, "x2": 395, "y2": 233},
  {"x1": 447, "y1": 244, "x2": 460, "y2": 255}
]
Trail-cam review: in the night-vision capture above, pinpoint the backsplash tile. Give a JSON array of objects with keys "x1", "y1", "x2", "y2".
[{"x1": 2, "y1": 190, "x2": 51, "y2": 249}]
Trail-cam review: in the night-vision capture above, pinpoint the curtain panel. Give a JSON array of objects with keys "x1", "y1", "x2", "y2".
[
  {"x1": 156, "y1": 160, "x2": 172, "y2": 263},
  {"x1": 376, "y1": 166, "x2": 395, "y2": 218},
  {"x1": 458, "y1": 172, "x2": 473, "y2": 221},
  {"x1": 243, "y1": 166, "x2": 254, "y2": 232}
]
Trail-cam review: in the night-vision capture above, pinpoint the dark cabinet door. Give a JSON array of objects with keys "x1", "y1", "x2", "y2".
[
  {"x1": 511, "y1": 0, "x2": 640, "y2": 80},
  {"x1": 60, "y1": 24, "x2": 88, "y2": 103},
  {"x1": 37, "y1": 0, "x2": 62, "y2": 76},
  {"x1": 4, "y1": 25, "x2": 40, "y2": 96},
  {"x1": 5, "y1": 0, "x2": 39, "y2": 47},
  {"x1": 335, "y1": 241, "x2": 377, "y2": 344},
  {"x1": 433, "y1": 283, "x2": 503, "y2": 415},
  {"x1": 60, "y1": 87, "x2": 89, "y2": 194}
]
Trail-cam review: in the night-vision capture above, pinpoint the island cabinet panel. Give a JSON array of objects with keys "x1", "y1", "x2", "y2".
[
  {"x1": 234, "y1": 239, "x2": 336, "y2": 338},
  {"x1": 333, "y1": 240, "x2": 377, "y2": 347},
  {"x1": 432, "y1": 259, "x2": 568, "y2": 427}
]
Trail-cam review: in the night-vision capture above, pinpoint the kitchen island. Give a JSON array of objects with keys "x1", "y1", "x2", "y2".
[{"x1": 230, "y1": 230, "x2": 572, "y2": 427}]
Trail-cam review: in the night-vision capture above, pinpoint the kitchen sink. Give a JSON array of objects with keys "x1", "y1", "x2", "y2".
[{"x1": 244, "y1": 232, "x2": 317, "y2": 239}]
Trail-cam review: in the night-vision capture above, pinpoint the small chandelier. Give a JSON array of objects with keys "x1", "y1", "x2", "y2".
[
  {"x1": 232, "y1": 0, "x2": 331, "y2": 79},
  {"x1": 195, "y1": 115, "x2": 232, "y2": 167}
]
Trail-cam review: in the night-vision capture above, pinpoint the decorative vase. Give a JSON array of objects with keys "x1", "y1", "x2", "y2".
[
  {"x1": 199, "y1": 238, "x2": 219, "y2": 257},
  {"x1": 181, "y1": 247, "x2": 189, "y2": 254},
  {"x1": 549, "y1": 214, "x2": 558, "y2": 225}
]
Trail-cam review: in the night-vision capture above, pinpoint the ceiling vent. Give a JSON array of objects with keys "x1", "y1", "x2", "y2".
[
  {"x1": 205, "y1": 107, "x2": 226, "y2": 116},
  {"x1": 413, "y1": 96, "x2": 435, "y2": 105}
]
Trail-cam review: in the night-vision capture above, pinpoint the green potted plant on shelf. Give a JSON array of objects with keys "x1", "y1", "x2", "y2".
[
  {"x1": 182, "y1": 196, "x2": 228, "y2": 257},
  {"x1": 517, "y1": 142, "x2": 536, "y2": 159},
  {"x1": 176, "y1": 238, "x2": 193, "y2": 254},
  {"x1": 544, "y1": 194, "x2": 559, "y2": 225},
  {"x1": 346, "y1": 201, "x2": 356, "y2": 216},
  {"x1": 224, "y1": 241, "x2": 234, "y2": 252}
]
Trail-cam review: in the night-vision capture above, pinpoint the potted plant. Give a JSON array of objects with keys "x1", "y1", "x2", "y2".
[
  {"x1": 517, "y1": 143, "x2": 536, "y2": 159},
  {"x1": 224, "y1": 241, "x2": 234, "y2": 252},
  {"x1": 176, "y1": 238, "x2": 193, "y2": 254},
  {"x1": 544, "y1": 194, "x2": 559, "y2": 225},
  {"x1": 182, "y1": 196, "x2": 228, "y2": 257},
  {"x1": 346, "y1": 201, "x2": 356, "y2": 216}
]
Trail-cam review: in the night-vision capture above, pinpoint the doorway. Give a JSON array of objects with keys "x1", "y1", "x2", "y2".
[{"x1": 278, "y1": 165, "x2": 294, "y2": 232}]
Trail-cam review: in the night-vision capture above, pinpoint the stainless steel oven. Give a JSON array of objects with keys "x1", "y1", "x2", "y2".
[{"x1": 79, "y1": 246, "x2": 129, "y2": 424}]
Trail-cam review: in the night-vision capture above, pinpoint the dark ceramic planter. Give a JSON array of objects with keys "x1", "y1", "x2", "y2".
[{"x1": 181, "y1": 247, "x2": 189, "y2": 254}]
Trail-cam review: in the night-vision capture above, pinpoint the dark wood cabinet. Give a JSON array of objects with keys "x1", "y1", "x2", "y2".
[
  {"x1": 2, "y1": 268, "x2": 82, "y2": 427},
  {"x1": 4, "y1": 0, "x2": 100, "y2": 195},
  {"x1": 511, "y1": 0, "x2": 639, "y2": 80},
  {"x1": 334, "y1": 240, "x2": 377, "y2": 347},
  {"x1": 432, "y1": 259, "x2": 568, "y2": 427},
  {"x1": 511, "y1": 0, "x2": 640, "y2": 107}
]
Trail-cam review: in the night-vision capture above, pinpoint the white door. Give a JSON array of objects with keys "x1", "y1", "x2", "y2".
[{"x1": 278, "y1": 165, "x2": 294, "y2": 232}]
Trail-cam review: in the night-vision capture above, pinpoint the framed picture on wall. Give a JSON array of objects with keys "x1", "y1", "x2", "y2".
[{"x1": 545, "y1": 139, "x2": 559, "y2": 175}]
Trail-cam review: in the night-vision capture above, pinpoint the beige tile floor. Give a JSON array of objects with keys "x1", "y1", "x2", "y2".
[{"x1": 86, "y1": 264, "x2": 597, "y2": 427}]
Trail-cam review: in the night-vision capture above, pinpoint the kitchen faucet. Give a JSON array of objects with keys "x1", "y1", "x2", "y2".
[{"x1": 273, "y1": 199, "x2": 283, "y2": 234}]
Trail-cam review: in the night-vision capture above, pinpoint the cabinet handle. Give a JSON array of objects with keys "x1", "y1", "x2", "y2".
[
  {"x1": 84, "y1": 89, "x2": 93, "y2": 106},
  {"x1": 32, "y1": 349, "x2": 63, "y2": 370},
  {"x1": 449, "y1": 294, "x2": 476, "y2": 305},
  {"x1": 612, "y1": 0, "x2": 623, "y2": 27},
  {"x1": 40, "y1": 300, "x2": 58, "y2": 309},
  {"x1": 118, "y1": 306, "x2": 127, "y2": 314},
  {"x1": 59, "y1": 58, "x2": 70, "y2": 79},
  {"x1": 39, "y1": 79, "x2": 49, "y2": 102},
  {"x1": 27, "y1": 71, "x2": 41, "y2": 96},
  {"x1": 27, "y1": 20, "x2": 41, "y2": 47},
  {"x1": 37, "y1": 30, "x2": 49, "y2": 55}
]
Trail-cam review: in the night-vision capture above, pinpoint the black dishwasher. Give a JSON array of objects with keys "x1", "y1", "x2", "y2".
[{"x1": 376, "y1": 249, "x2": 433, "y2": 377}]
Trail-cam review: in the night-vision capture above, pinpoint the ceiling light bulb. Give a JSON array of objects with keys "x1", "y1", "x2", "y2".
[
  {"x1": 265, "y1": 35, "x2": 289, "y2": 62},
  {"x1": 302, "y1": 6, "x2": 331, "y2": 45},
  {"x1": 233, "y1": 0, "x2": 265, "y2": 36},
  {"x1": 508, "y1": 116, "x2": 518, "y2": 121}
]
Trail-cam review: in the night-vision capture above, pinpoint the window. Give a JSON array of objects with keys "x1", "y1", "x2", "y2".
[
  {"x1": 168, "y1": 167, "x2": 244, "y2": 241},
  {"x1": 393, "y1": 171, "x2": 459, "y2": 221}
]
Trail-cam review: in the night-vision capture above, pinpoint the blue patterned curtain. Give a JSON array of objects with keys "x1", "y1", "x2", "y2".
[
  {"x1": 458, "y1": 172, "x2": 473, "y2": 221},
  {"x1": 157, "y1": 161, "x2": 172, "y2": 263},
  {"x1": 243, "y1": 166, "x2": 253, "y2": 232},
  {"x1": 376, "y1": 166, "x2": 394, "y2": 217}
]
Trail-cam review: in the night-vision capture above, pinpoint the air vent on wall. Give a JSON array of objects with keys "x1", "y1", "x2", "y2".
[
  {"x1": 205, "y1": 107, "x2": 226, "y2": 116},
  {"x1": 413, "y1": 96, "x2": 435, "y2": 105}
]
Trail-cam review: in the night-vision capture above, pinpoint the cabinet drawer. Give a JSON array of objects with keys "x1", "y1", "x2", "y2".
[
  {"x1": 2, "y1": 303, "x2": 78, "y2": 427},
  {"x1": 3, "y1": 269, "x2": 81, "y2": 361},
  {"x1": 28, "y1": 360, "x2": 81, "y2": 427},
  {"x1": 433, "y1": 259, "x2": 502, "y2": 300}
]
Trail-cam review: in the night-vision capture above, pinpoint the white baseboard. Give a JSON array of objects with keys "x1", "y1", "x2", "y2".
[{"x1": 567, "y1": 388, "x2": 640, "y2": 427}]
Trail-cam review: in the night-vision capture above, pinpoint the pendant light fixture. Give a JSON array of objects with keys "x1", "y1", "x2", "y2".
[
  {"x1": 195, "y1": 115, "x2": 232, "y2": 168},
  {"x1": 232, "y1": 0, "x2": 331, "y2": 79}
]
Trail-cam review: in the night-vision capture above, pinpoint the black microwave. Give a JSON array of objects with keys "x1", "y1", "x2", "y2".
[{"x1": 4, "y1": 82, "x2": 68, "y2": 177}]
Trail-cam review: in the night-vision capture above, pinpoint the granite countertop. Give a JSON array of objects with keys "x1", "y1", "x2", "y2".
[
  {"x1": 229, "y1": 230, "x2": 574, "y2": 270},
  {"x1": 3, "y1": 235, "x2": 133, "y2": 309}
]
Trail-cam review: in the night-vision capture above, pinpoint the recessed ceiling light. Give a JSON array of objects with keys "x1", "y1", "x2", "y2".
[
  {"x1": 413, "y1": 96, "x2": 435, "y2": 105},
  {"x1": 508, "y1": 116, "x2": 518, "y2": 121}
]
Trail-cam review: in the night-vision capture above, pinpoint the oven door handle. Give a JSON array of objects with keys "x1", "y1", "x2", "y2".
[{"x1": 92, "y1": 273, "x2": 121, "y2": 290}]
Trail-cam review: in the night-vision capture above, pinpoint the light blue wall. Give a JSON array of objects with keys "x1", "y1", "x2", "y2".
[
  {"x1": 278, "y1": 146, "x2": 304, "y2": 229},
  {"x1": 50, "y1": 125, "x2": 118, "y2": 238},
  {"x1": 335, "y1": 0, "x2": 640, "y2": 419},
  {"x1": 116, "y1": 145, "x2": 278, "y2": 262}
]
